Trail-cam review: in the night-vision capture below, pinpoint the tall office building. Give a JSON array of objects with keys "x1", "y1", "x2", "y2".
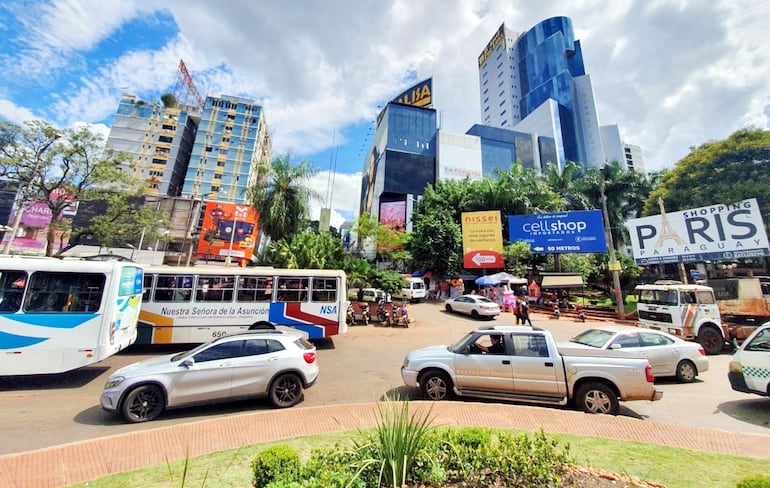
[
  {"x1": 106, "y1": 94, "x2": 200, "y2": 196},
  {"x1": 182, "y1": 95, "x2": 271, "y2": 203},
  {"x1": 478, "y1": 17, "x2": 610, "y2": 168}
]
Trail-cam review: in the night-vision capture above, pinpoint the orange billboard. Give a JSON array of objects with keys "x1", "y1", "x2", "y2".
[
  {"x1": 461, "y1": 210, "x2": 504, "y2": 269},
  {"x1": 196, "y1": 202, "x2": 259, "y2": 263}
]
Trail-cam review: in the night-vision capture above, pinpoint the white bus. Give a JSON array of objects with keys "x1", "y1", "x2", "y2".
[
  {"x1": 0, "y1": 257, "x2": 144, "y2": 375},
  {"x1": 138, "y1": 266, "x2": 348, "y2": 344}
]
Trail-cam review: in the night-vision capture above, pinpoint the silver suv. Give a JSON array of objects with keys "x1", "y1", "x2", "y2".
[{"x1": 101, "y1": 330, "x2": 319, "y2": 422}]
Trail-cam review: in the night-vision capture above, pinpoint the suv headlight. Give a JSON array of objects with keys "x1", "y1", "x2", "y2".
[{"x1": 104, "y1": 376, "x2": 126, "y2": 390}]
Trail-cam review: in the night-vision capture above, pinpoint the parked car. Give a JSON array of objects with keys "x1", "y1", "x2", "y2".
[
  {"x1": 566, "y1": 326, "x2": 709, "y2": 383},
  {"x1": 101, "y1": 330, "x2": 319, "y2": 423},
  {"x1": 401, "y1": 325, "x2": 662, "y2": 415},
  {"x1": 444, "y1": 294, "x2": 500, "y2": 319},
  {"x1": 728, "y1": 322, "x2": 770, "y2": 397}
]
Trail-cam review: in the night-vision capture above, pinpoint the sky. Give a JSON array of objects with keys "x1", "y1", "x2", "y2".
[{"x1": 1, "y1": 0, "x2": 769, "y2": 229}]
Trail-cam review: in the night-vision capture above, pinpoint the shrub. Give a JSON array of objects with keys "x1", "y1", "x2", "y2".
[
  {"x1": 251, "y1": 445, "x2": 301, "y2": 487},
  {"x1": 738, "y1": 476, "x2": 770, "y2": 488}
]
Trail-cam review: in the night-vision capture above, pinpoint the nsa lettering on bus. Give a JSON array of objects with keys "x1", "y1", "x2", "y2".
[
  {"x1": 635, "y1": 207, "x2": 758, "y2": 250},
  {"x1": 523, "y1": 220, "x2": 588, "y2": 233}
]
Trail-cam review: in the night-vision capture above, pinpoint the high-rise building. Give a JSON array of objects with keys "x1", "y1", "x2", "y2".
[
  {"x1": 106, "y1": 94, "x2": 200, "y2": 196},
  {"x1": 182, "y1": 95, "x2": 271, "y2": 202},
  {"x1": 478, "y1": 17, "x2": 628, "y2": 169}
]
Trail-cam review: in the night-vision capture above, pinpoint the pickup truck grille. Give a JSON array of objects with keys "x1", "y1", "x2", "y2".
[{"x1": 639, "y1": 310, "x2": 673, "y2": 323}]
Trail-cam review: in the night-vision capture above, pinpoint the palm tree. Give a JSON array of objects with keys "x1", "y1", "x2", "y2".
[
  {"x1": 246, "y1": 152, "x2": 321, "y2": 243},
  {"x1": 543, "y1": 160, "x2": 591, "y2": 211}
]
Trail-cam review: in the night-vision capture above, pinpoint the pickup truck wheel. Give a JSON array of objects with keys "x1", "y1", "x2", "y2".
[
  {"x1": 576, "y1": 382, "x2": 619, "y2": 415},
  {"x1": 675, "y1": 360, "x2": 697, "y2": 383},
  {"x1": 697, "y1": 327, "x2": 723, "y2": 355},
  {"x1": 420, "y1": 371, "x2": 452, "y2": 401}
]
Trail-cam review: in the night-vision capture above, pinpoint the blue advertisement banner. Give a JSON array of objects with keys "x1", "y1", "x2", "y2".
[{"x1": 508, "y1": 210, "x2": 607, "y2": 254}]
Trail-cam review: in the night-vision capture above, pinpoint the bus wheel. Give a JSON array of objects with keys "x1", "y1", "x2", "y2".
[
  {"x1": 121, "y1": 384, "x2": 165, "y2": 423},
  {"x1": 697, "y1": 327, "x2": 723, "y2": 355},
  {"x1": 269, "y1": 373, "x2": 303, "y2": 408}
]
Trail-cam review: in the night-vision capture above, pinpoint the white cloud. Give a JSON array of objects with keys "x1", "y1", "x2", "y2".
[
  {"x1": 0, "y1": 99, "x2": 41, "y2": 124},
  {"x1": 307, "y1": 170, "x2": 362, "y2": 229}
]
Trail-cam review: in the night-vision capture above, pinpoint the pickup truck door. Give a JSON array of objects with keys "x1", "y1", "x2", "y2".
[
  {"x1": 454, "y1": 335, "x2": 514, "y2": 392},
  {"x1": 509, "y1": 333, "x2": 563, "y2": 398}
]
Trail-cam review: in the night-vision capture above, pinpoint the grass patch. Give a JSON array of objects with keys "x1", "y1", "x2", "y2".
[{"x1": 66, "y1": 429, "x2": 766, "y2": 488}]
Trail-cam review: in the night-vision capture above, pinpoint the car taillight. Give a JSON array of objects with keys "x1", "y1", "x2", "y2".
[
  {"x1": 303, "y1": 352, "x2": 316, "y2": 364},
  {"x1": 645, "y1": 364, "x2": 654, "y2": 383},
  {"x1": 697, "y1": 346, "x2": 706, "y2": 356}
]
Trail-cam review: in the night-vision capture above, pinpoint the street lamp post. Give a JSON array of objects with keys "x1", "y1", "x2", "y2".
[
  {"x1": 599, "y1": 171, "x2": 625, "y2": 319},
  {"x1": 2, "y1": 134, "x2": 60, "y2": 254}
]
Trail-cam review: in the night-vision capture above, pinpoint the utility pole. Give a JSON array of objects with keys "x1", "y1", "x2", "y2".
[{"x1": 599, "y1": 170, "x2": 624, "y2": 319}]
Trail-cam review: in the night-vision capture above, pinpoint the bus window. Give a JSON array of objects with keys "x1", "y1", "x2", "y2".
[
  {"x1": 276, "y1": 277, "x2": 308, "y2": 302},
  {"x1": 196, "y1": 275, "x2": 235, "y2": 302},
  {"x1": 0, "y1": 270, "x2": 27, "y2": 313},
  {"x1": 311, "y1": 277, "x2": 337, "y2": 302},
  {"x1": 155, "y1": 275, "x2": 193, "y2": 302},
  {"x1": 143, "y1": 275, "x2": 153, "y2": 302},
  {"x1": 237, "y1": 276, "x2": 272, "y2": 302},
  {"x1": 23, "y1": 272, "x2": 105, "y2": 313}
]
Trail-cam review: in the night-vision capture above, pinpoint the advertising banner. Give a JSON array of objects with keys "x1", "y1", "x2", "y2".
[
  {"x1": 462, "y1": 210, "x2": 504, "y2": 268},
  {"x1": 379, "y1": 200, "x2": 406, "y2": 231},
  {"x1": 508, "y1": 210, "x2": 607, "y2": 254},
  {"x1": 197, "y1": 202, "x2": 259, "y2": 262},
  {"x1": 391, "y1": 78, "x2": 432, "y2": 108},
  {"x1": 626, "y1": 198, "x2": 770, "y2": 265}
]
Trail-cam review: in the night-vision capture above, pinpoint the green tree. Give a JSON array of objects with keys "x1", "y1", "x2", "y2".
[
  {"x1": 643, "y1": 128, "x2": 770, "y2": 226},
  {"x1": 160, "y1": 93, "x2": 178, "y2": 108},
  {"x1": 0, "y1": 121, "x2": 146, "y2": 256},
  {"x1": 542, "y1": 160, "x2": 591, "y2": 211},
  {"x1": 371, "y1": 269, "x2": 409, "y2": 297},
  {"x1": 246, "y1": 152, "x2": 320, "y2": 244},
  {"x1": 343, "y1": 258, "x2": 376, "y2": 289},
  {"x1": 266, "y1": 231, "x2": 344, "y2": 269},
  {"x1": 503, "y1": 241, "x2": 533, "y2": 278},
  {"x1": 353, "y1": 212, "x2": 411, "y2": 268}
]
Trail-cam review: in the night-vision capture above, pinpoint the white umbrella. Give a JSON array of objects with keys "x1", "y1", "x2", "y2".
[{"x1": 489, "y1": 272, "x2": 527, "y2": 285}]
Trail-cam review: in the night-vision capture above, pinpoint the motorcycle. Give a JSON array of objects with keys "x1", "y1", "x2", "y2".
[
  {"x1": 576, "y1": 304, "x2": 586, "y2": 322},
  {"x1": 346, "y1": 303, "x2": 356, "y2": 325},
  {"x1": 376, "y1": 298, "x2": 391, "y2": 326},
  {"x1": 358, "y1": 302, "x2": 370, "y2": 326},
  {"x1": 348, "y1": 301, "x2": 370, "y2": 326},
  {"x1": 552, "y1": 302, "x2": 561, "y2": 319}
]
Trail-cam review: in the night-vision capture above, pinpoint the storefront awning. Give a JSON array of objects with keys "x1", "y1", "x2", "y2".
[{"x1": 540, "y1": 274, "x2": 584, "y2": 289}]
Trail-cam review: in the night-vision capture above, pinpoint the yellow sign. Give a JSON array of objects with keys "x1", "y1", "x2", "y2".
[
  {"x1": 391, "y1": 78, "x2": 432, "y2": 108},
  {"x1": 478, "y1": 24, "x2": 506, "y2": 67},
  {"x1": 608, "y1": 260, "x2": 622, "y2": 271},
  {"x1": 461, "y1": 210, "x2": 504, "y2": 269}
]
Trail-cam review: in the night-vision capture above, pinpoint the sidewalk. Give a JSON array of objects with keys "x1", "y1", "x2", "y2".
[{"x1": 0, "y1": 401, "x2": 767, "y2": 488}]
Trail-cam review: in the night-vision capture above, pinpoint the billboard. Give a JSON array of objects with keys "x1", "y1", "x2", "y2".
[
  {"x1": 197, "y1": 202, "x2": 259, "y2": 262},
  {"x1": 391, "y1": 78, "x2": 432, "y2": 108},
  {"x1": 379, "y1": 200, "x2": 406, "y2": 231},
  {"x1": 626, "y1": 198, "x2": 770, "y2": 265},
  {"x1": 508, "y1": 210, "x2": 607, "y2": 254},
  {"x1": 478, "y1": 23, "x2": 506, "y2": 67},
  {"x1": 462, "y1": 210, "x2": 504, "y2": 268}
]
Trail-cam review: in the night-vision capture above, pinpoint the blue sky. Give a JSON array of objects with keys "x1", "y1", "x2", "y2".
[{"x1": 1, "y1": 1, "x2": 769, "y2": 228}]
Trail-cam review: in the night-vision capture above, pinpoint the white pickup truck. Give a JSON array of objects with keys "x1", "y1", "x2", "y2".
[{"x1": 401, "y1": 325, "x2": 663, "y2": 415}]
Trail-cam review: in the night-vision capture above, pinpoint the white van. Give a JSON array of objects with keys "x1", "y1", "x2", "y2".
[
  {"x1": 728, "y1": 322, "x2": 770, "y2": 397},
  {"x1": 394, "y1": 277, "x2": 427, "y2": 302}
]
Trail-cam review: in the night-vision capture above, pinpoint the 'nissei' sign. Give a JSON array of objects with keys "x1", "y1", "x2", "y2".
[{"x1": 626, "y1": 198, "x2": 770, "y2": 265}]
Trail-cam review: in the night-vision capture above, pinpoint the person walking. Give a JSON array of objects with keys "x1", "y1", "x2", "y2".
[{"x1": 519, "y1": 297, "x2": 533, "y2": 326}]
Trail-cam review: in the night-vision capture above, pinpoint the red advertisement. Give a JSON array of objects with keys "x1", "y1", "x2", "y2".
[
  {"x1": 379, "y1": 200, "x2": 406, "y2": 231},
  {"x1": 196, "y1": 202, "x2": 259, "y2": 262}
]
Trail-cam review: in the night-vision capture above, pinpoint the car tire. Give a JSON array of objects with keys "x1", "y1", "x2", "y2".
[
  {"x1": 445, "y1": 304, "x2": 453, "y2": 313},
  {"x1": 420, "y1": 370, "x2": 452, "y2": 401},
  {"x1": 675, "y1": 360, "x2": 697, "y2": 383},
  {"x1": 121, "y1": 384, "x2": 165, "y2": 423},
  {"x1": 471, "y1": 310, "x2": 479, "y2": 320},
  {"x1": 269, "y1": 373, "x2": 303, "y2": 408},
  {"x1": 576, "y1": 382, "x2": 619, "y2": 415},
  {"x1": 697, "y1": 327, "x2": 723, "y2": 355}
]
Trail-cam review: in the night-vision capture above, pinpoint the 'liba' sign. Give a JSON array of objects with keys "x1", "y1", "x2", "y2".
[{"x1": 625, "y1": 198, "x2": 770, "y2": 265}]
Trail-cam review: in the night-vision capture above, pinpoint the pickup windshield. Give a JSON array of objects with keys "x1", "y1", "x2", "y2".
[{"x1": 570, "y1": 328, "x2": 614, "y2": 348}]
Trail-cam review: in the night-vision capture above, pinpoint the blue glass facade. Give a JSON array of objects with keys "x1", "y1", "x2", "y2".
[
  {"x1": 465, "y1": 124, "x2": 548, "y2": 175},
  {"x1": 360, "y1": 103, "x2": 436, "y2": 218},
  {"x1": 516, "y1": 16, "x2": 585, "y2": 163}
]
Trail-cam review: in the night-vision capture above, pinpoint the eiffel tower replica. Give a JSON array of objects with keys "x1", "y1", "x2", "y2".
[{"x1": 655, "y1": 197, "x2": 685, "y2": 247}]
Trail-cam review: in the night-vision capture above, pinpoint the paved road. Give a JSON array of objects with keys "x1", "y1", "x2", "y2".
[{"x1": 0, "y1": 302, "x2": 768, "y2": 455}]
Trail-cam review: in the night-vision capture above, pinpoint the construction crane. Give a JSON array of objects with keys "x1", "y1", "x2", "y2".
[{"x1": 176, "y1": 59, "x2": 205, "y2": 108}]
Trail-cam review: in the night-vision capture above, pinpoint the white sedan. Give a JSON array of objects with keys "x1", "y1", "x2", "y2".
[
  {"x1": 566, "y1": 325, "x2": 709, "y2": 383},
  {"x1": 444, "y1": 294, "x2": 500, "y2": 319}
]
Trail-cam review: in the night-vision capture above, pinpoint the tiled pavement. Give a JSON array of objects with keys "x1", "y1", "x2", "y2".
[{"x1": 0, "y1": 401, "x2": 768, "y2": 488}]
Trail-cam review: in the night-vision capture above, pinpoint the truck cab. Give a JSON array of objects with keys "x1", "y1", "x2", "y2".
[{"x1": 635, "y1": 282, "x2": 724, "y2": 355}]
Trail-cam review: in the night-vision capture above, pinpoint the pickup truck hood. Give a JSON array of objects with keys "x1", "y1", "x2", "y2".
[{"x1": 405, "y1": 344, "x2": 451, "y2": 360}]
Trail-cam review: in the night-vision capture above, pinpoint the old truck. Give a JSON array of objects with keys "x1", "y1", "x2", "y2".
[
  {"x1": 400, "y1": 325, "x2": 662, "y2": 415},
  {"x1": 636, "y1": 278, "x2": 770, "y2": 355}
]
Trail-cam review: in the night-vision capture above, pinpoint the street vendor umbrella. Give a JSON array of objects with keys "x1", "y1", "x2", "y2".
[
  {"x1": 489, "y1": 272, "x2": 527, "y2": 285},
  {"x1": 475, "y1": 275, "x2": 502, "y2": 286}
]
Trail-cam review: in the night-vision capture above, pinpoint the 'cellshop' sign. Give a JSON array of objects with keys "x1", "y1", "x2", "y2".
[
  {"x1": 626, "y1": 198, "x2": 770, "y2": 265},
  {"x1": 508, "y1": 210, "x2": 607, "y2": 254}
]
